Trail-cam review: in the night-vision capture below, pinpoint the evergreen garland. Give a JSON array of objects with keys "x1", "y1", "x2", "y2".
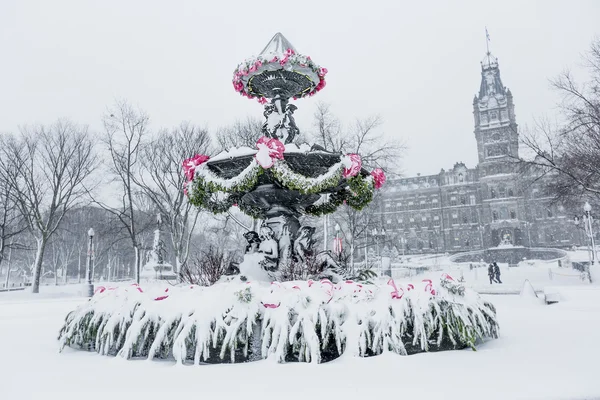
[{"x1": 187, "y1": 158, "x2": 376, "y2": 218}]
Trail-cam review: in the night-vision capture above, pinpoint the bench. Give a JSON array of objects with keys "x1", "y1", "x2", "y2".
[{"x1": 543, "y1": 287, "x2": 560, "y2": 304}]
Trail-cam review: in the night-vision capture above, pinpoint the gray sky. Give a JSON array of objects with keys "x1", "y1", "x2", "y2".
[{"x1": 1, "y1": 0, "x2": 598, "y2": 176}]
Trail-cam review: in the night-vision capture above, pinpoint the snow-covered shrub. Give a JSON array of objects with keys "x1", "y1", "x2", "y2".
[
  {"x1": 179, "y1": 246, "x2": 236, "y2": 286},
  {"x1": 58, "y1": 275, "x2": 498, "y2": 364}
]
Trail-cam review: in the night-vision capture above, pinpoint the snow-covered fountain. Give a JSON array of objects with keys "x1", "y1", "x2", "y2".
[{"x1": 58, "y1": 33, "x2": 498, "y2": 364}]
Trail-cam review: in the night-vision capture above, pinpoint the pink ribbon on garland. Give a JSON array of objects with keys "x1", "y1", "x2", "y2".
[
  {"x1": 262, "y1": 302, "x2": 281, "y2": 309},
  {"x1": 387, "y1": 278, "x2": 404, "y2": 299},
  {"x1": 255, "y1": 137, "x2": 285, "y2": 169},
  {"x1": 442, "y1": 273, "x2": 455, "y2": 281},
  {"x1": 422, "y1": 279, "x2": 436, "y2": 296}
]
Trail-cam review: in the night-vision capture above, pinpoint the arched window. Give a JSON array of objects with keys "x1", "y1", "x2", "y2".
[
  {"x1": 492, "y1": 211, "x2": 498, "y2": 221},
  {"x1": 458, "y1": 173, "x2": 464, "y2": 182},
  {"x1": 510, "y1": 210, "x2": 517, "y2": 219},
  {"x1": 508, "y1": 188, "x2": 514, "y2": 197},
  {"x1": 498, "y1": 186, "x2": 506, "y2": 198},
  {"x1": 490, "y1": 188, "x2": 496, "y2": 199}
]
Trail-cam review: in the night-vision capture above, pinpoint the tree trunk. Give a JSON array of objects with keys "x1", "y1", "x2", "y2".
[
  {"x1": 31, "y1": 237, "x2": 47, "y2": 294},
  {"x1": 4, "y1": 244, "x2": 12, "y2": 288},
  {"x1": 134, "y1": 245, "x2": 141, "y2": 284},
  {"x1": 77, "y1": 252, "x2": 82, "y2": 283},
  {"x1": 350, "y1": 241, "x2": 355, "y2": 275}
]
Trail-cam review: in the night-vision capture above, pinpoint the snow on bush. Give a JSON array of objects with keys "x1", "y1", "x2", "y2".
[{"x1": 58, "y1": 274, "x2": 498, "y2": 364}]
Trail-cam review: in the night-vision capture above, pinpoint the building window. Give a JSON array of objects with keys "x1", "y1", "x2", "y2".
[
  {"x1": 492, "y1": 211, "x2": 498, "y2": 221},
  {"x1": 462, "y1": 214, "x2": 468, "y2": 224},
  {"x1": 421, "y1": 216, "x2": 427, "y2": 222},
  {"x1": 409, "y1": 217, "x2": 414, "y2": 223},
  {"x1": 471, "y1": 209, "x2": 479, "y2": 223},
  {"x1": 450, "y1": 196, "x2": 457, "y2": 206},
  {"x1": 452, "y1": 213, "x2": 458, "y2": 225},
  {"x1": 386, "y1": 219, "x2": 392, "y2": 225},
  {"x1": 432, "y1": 198, "x2": 438, "y2": 204},
  {"x1": 510, "y1": 210, "x2": 517, "y2": 219},
  {"x1": 490, "y1": 188, "x2": 496, "y2": 199},
  {"x1": 508, "y1": 188, "x2": 514, "y2": 197},
  {"x1": 458, "y1": 173, "x2": 464, "y2": 182},
  {"x1": 396, "y1": 202, "x2": 402, "y2": 208},
  {"x1": 460, "y1": 196, "x2": 466, "y2": 205},
  {"x1": 498, "y1": 186, "x2": 506, "y2": 198},
  {"x1": 536, "y1": 207, "x2": 543, "y2": 218},
  {"x1": 469, "y1": 194, "x2": 476, "y2": 205},
  {"x1": 500, "y1": 207, "x2": 508, "y2": 219},
  {"x1": 547, "y1": 207, "x2": 553, "y2": 218},
  {"x1": 385, "y1": 203, "x2": 391, "y2": 208}
]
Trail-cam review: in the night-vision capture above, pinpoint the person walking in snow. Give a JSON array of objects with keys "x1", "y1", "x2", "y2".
[
  {"x1": 493, "y1": 262, "x2": 502, "y2": 283},
  {"x1": 488, "y1": 263, "x2": 495, "y2": 284}
]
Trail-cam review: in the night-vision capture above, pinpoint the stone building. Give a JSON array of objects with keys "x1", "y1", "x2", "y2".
[{"x1": 378, "y1": 51, "x2": 579, "y2": 254}]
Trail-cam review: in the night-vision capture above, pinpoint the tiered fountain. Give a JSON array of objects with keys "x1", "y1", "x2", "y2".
[{"x1": 184, "y1": 32, "x2": 385, "y2": 282}]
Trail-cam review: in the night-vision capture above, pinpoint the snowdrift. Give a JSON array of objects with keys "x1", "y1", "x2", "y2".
[{"x1": 58, "y1": 275, "x2": 498, "y2": 364}]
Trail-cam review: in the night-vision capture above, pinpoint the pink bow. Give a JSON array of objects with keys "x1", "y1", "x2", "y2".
[
  {"x1": 182, "y1": 154, "x2": 210, "y2": 182},
  {"x1": 371, "y1": 168, "x2": 386, "y2": 189},
  {"x1": 255, "y1": 137, "x2": 285, "y2": 169},
  {"x1": 387, "y1": 278, "x2": 404, "y2": 299},
  {"x1": 343, "y1": 154, "x2": 362, "y2": 178}
]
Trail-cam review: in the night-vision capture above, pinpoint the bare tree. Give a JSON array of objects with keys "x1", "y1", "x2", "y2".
[
  {"x1": 520, "y1": 38, "x2": 600, "y2": 205},
  {"x1": 0, "y1": 121, "x2": 97, "y2": 293},
  {"x1": 97, "y1": 100, "x2": 150, "y2": 284},
  {"x1": 215, "y1": 116, "x2": 263, "y2": 151},
  {"x1": 133, "y1": 122, "x2": 211, "y2": 272},
  {"x1": 310, "y1": 102, "x2": 404, "y2": 271},
  {"x1": 311, "y1": 101, "x2": 405, "y2": 172},
  {"x1": 0, "y1": 160, "x2": 26, "y2": 274}
]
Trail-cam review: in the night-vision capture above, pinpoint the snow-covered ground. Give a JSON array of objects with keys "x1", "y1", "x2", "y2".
[
  {"x1": 1, "y1": 284, "x2": 599, "y2": 399},
  {"x1": 386, "y1": 251, "x2": 587, "y2": 293}
]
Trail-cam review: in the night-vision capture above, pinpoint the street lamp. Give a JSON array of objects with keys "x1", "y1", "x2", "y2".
[
  {"x1": 574, "y1": 202, "x2": 596, "y2": 282},
  {"x1": 85, "y1": 228, "x2": 95, "y2": 297},
  {"x1": 334, "y1": 223, "x2": 341, "y2": 257}
]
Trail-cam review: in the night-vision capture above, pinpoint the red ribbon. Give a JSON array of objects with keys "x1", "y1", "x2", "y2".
[
  {"x1": 387, "y1": 279, "x2": 404, "y2": 299},
  {"x1": 442, "y1": 273, "x2": 455, "y2": 281},
  {"x1": 262, "y1": 302, "x2": 281, "y2": 309}
]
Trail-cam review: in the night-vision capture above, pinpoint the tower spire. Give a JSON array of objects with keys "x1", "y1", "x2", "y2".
[{"x1": 485, "y1": 27, "x2": 491, "y2": 55}]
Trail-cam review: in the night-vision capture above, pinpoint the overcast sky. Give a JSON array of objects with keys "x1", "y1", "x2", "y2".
[{"x1": 1, "y1": 0, "x2": 599, "y2": 177}]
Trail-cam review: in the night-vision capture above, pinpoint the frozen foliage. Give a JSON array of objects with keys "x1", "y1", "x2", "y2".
[{"x1": 58, "y1": 275, "x2": 498, "y2": 364}]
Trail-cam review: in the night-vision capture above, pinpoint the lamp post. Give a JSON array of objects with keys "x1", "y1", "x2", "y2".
[
  {"x1": 400, "y1": 235, "x2": 406, "y2": 256},
  {"x1": 334, "y1": 223, "x2": 341, "y2": 259},
  {"x1": 85, "y1": 228, "x2": 95, "y2": 297},
  {"x1": 574, "y1": 202, "x2": 596, "y2": 282},
  {"x1": 371, "y1": 228, "x2": 386, "y2": 270}
]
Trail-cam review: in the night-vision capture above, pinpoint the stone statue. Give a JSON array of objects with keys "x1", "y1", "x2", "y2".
[
  {"x1": 293, "y1": 226, "x2": 316, "y2": 264},
  {"x1": 258, "y1": 225, "x2": 279, "y2": 271},
  {"x1": 261, "y1": 98, "x2": 300, "y2": 144},
  {"x1": 243, "y1": 231, "x2": 261, "y2": 254}
]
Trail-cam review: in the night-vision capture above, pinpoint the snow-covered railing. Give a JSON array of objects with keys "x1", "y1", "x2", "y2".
[{"x1": 58, "y1": 275, "x2": 499, "y2": 364}]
